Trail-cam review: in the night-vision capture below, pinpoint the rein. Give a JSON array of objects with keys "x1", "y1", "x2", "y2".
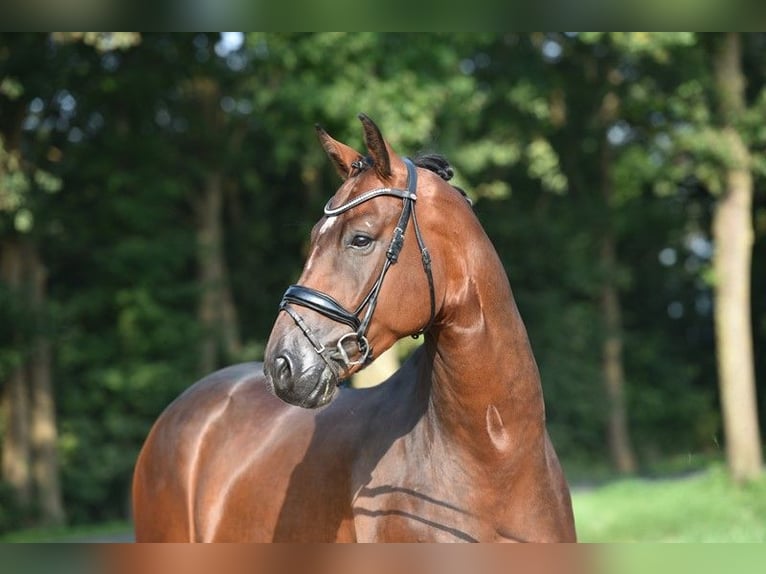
[{"x1": 279, "y1": 158, "x2": 435, "y2": 370}]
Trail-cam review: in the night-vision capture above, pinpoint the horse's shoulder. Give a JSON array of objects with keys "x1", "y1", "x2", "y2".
[{"x1": 148, "y1": 362, "x2": 285, "y2": 438}]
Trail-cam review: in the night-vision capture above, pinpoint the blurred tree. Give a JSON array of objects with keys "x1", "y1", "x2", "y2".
[
  {"x1": 176, "y1": 41, "x2": 247, "y2": 375},
  {"x1": 0, "y1": 33, "x2": 65, "y2": 526},
  {"x1": 709, "y1": 33, "x2": 761, "y2": 482},
  {"x1": 563, "y1": 32, "x2": 763, "y2": 480},
  {"x1": 45, "y1": 33, "x2": 236, "y2": 521},
  {"x1": 584, "y1": 32, "x2": 764, "y2": 481}
]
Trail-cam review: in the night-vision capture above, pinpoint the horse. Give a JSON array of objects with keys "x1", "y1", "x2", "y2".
[{"x1": 132, "y1": 114, "x2": 576, "y2": 542}]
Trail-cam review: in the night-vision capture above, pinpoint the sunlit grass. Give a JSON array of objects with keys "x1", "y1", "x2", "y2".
[{"x1": 572, "y1": 465, "x2": 766, "y2": 542}]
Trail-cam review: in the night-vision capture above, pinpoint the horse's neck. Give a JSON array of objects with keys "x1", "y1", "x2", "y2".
[{"x1": 423, "y1": 232, "x2": 546, "y2": 462}]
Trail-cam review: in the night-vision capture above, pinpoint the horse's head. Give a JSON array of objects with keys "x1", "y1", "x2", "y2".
[{"x1": 264, "y1": 113, "x2": 461, "y2": 408}]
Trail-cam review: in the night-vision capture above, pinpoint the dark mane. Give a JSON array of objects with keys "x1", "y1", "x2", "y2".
[{"x1": 412, "y1": 153, "x2": 454, "y2": 181}]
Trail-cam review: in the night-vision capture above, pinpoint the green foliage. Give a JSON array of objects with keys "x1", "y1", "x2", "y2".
[
  {"x1": 0, "y1": 481, "x2": 32, "y2": 534},
  {"x1": 0, "y1": 285, "x2": 23, "y2": 381},
  {"x1": 50, "y1": 33, "x2": 142, "y2": 53},
  {"x1": 525, "y1": 137, "x2": 567, "y2": 193},
  {"x1": 0, "y1": 77, "x2": 23, "y2": 100}
]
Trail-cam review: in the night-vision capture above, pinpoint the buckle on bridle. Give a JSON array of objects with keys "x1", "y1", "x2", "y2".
[{"x1": 336, "y1": 332, "x2": 371, "y2": 367}]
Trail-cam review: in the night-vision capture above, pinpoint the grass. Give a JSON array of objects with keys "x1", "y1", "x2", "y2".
[
  {"x1": 572, "y1": 465, "x2": 766, "y2": 542},
  {"x1": 0, "y1": 520, "x2": 132, "y2": 542}
]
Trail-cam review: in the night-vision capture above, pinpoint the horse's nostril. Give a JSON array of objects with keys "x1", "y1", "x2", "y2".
[{"x1": 274, "y1": 355, "x2": 292, "y2": 383}]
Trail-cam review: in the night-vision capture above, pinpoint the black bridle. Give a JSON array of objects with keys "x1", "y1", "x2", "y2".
[{"x1": 279, "y1": 158, "x2": 435, "y2": 370}]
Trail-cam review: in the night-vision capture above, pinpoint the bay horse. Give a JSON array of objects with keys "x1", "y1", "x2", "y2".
[{"x1": 132, "y1": 114, "x2": 576, "y2": 542}]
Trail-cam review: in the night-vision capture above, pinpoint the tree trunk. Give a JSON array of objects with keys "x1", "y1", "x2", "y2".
[
  {"x1": 190, "y1": 76, "x2": 242, "y2": 376},
  {"x1": 601, "y1": 233, "x2": 637, "y2": 474},
  {"x1": 25, "y1": 244, "x2": 65, "y2": 525},
  {"x1": 0, "y1": 240, "x2": 33, "y2": 506},
  {"x1": 599, "y1": 91, "x2": 638, "y2": 475},
  {"x1": 712, "y1": 33, "x2": 762, "y2": 483},
  {"x1": 196, "y1": 172, "x2": 241, "y2": 375},
  {"x1": 1, "y1": 240, "x2": 65, "y2": 522},
  {"x1": 1, "y1": 62, "x2": 63, "y2": 523}
]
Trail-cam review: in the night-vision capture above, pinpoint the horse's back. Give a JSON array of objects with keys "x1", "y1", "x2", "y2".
[{"x1": 132, "y1": 362, "x2": 318, "y2": 541}]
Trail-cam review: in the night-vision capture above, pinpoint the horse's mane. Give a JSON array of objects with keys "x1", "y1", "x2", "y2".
[{"x1": 412, "y1": 153, "x2": 454, "y2": 182}]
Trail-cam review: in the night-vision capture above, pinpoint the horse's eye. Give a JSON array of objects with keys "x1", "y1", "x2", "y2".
[{"x1": 349, "y1": 234, "x2": 373, "y2": 249}]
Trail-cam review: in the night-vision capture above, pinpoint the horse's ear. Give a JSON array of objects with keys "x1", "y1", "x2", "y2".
[
  {"x1": 358, "y1": 113, "x2": 393, "y2": 180},
  {"x1": 316, "y1": 124, "x2": 364, "y2": 180}
]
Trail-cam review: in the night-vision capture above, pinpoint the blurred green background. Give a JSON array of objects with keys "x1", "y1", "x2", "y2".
[{"x1": 1, "y1": 33, "x2": 764, "y2": 541}]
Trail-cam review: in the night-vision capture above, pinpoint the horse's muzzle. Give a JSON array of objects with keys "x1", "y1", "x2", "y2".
[{"x1": 264, "y1": 345, "x2": 340, "y2": 409}]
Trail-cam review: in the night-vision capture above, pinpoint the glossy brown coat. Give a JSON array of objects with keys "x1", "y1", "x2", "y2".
[{"x1": 132, "y1": 115, "x2": 576, "y2": 542}]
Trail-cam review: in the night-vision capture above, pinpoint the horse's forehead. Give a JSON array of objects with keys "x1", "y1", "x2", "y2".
[{"x1": 311, "y1": 178, "x2": 371, "y2": 240}]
